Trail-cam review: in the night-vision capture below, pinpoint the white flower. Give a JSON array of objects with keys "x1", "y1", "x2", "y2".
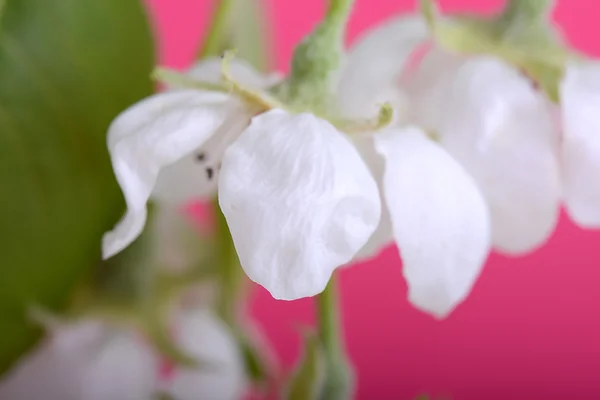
[
  {"x1": 337, "y1": 16, "x2": 492, "y2": 316},
  {"x1": 103, "y1": 58, "x2": 382, "y2": 301},
  {"x1": 344, "y1": 16, "x2": 562, "y2": 256},
  {"x1": 102, "y1": 19, "x2": 501, "y2": 316},
  {"x1": 166, "y1": 308, "x2": 247, "y2": 400},
  {"x1": 0, "y1": 309, "x2": 245, "y2": 400},
  {"x1": 0, "y1": 321, "x2": 157, "y2": 400}
]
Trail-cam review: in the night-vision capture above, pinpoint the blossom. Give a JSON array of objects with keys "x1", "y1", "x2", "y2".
[
  {"x1": 102, "y1": 57, "x2": 382, "y2": 302},
  {"x1": 343, "y1": 15, "x2": 564, "y2": 257},
  {"x1": 103, "y1": 32, "x2": 496, "y2": 316},
  {"x1": 0, "y1": 309, "x2": 246, "y2": 400}
]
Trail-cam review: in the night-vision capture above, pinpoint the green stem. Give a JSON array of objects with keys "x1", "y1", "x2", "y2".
[
  {"x1": 325, "y1": 0, "x2": 355, "y2": 28},
  {"x1": 316, "y1": 275, "x2": 353, "y2": 400},
  {"x1": 284, "y1": 0, "x2": 355, "y2": 108},
  {"x1": 503, "y1": 0, "x2": 555, "y2": 23},
  {"x1": 317, "y1": 277, "x2": 343, "y2": 359},
  {"x1": 200, "y1": 0, "x2": 236, "y2": 58}
]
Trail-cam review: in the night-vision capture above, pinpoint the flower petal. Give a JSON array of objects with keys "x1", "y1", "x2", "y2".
[
  {"x1": 561, "y1": 61, "x2": 600, "y2": 227},
  {"x1": 337, "y1": 15, "x2": 428, "y2": 120},
  {"x1": 186, "y1": 57, "x2": 282, "y2": 89},
  {"x1": 375, "y1": 127, "x2": 491, "y2": 318},
  {"x1": 436, "y1": 57, "x2": 561, "y2": 254},
  {"x1": 352, "y1": 134, "x2": 393, "y2": 261},
  {"x1": 151, "y1": 103, "x2": 251, "y2": 205},
  {"x1": 219, "y1": 109, "x2": 381, "y2": 300},
  {"x1": 102, "y1": 90, "x2": 230, "y2": 259},
  {"x1": 168, "y1": 309, "x2": 246, "y2": 400}
]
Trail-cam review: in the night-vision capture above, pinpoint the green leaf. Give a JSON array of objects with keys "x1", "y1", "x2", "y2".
[
  {"x1": 0, "y1": 0, "x2": 154, "y2": 374},
  {"x1": 285, "y1": 331, "x2": 326, "y2": 400}
]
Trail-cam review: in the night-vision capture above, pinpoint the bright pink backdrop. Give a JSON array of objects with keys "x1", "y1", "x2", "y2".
[{"x1": 145, "y1": 1, "x2": 600, "y2": 399}]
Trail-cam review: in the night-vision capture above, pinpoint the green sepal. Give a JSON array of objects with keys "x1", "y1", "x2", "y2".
[{"x1": 423, "y1": 0, "x2": 571, "y2": 102}]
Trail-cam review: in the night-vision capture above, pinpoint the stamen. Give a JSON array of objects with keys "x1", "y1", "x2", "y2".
[{"x1": 195, "y1": 108, "x2": 251, "y2": 177}]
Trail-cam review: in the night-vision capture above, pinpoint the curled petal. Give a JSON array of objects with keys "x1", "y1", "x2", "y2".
[
  {"x1": 437, "y1": 57, "x2": 561, "y2": 254},
  {"x1": 561, "y1": 61, "x2": 600, "y2": 227},
  {"x1": 151, "y1": 103, "x2": 251, "y2": 205},
  {"x1": 337, "y1": 16, "x2": 429, "y2": 120},
  {"x1": 168, "y1": 309, "x2": 246, "y2": 400},
  {"x1": 102, "y1": 90, "x2": 230, "y2": 259},
  {"x1": 375, "y1": 127, "x2": 491, "y2": 318},
  {"x1": 219, "y1": 109, "x2": 381, "y2": 300},
  {"x1": 352, "y1": 134, "x2": 393, "y2": 261},
  {"x1": 186, "y1": 57, "x2": 282, "y2": 89}
]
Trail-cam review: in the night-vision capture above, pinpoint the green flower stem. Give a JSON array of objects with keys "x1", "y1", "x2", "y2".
[
  {"x1": 503, "y1": 0, "x2": 555, "y2": 23},
  {"x1": 316, "y1": 275, "x2": 353, "y2": 400},
  {"x1": 317, "y1": 277, "x2": 342, "y2": 359},
  {"x1": 325, "y1": 0, "x2": 355, "y2": 26},
  {"x1": 283, "y1": 0, "x2": 355, "y2": 109},
  {"x1": 200, "y1": 0, "x2": 236, "y2": 58}
]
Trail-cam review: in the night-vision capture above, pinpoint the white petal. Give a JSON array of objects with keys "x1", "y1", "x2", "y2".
[
  {"x1": 436, "y1": 57, "x2": 561, "y2": 254},
  {"x1": 186, "y1": 57, "x2": 282, "y2": 89},
  {"x1": 375, "y1": 127, "x2": 491, "y2": 318},
  {"x1": 403, "y1": 48, "x2": 466, "y2": 131},
  {"x1": 84, "y1": 331, "x2": 158, "y2": 400},
  {"x1": 151, "y1": 103, "x2": 252, "y2": 204},
  {"x1": 168, "y1": 309, "x2": 246, "y2": 400},
  {"x1": 352, "y1": 134, "x2": 393, "y2": 261},
  {"x1": 337, "y1": 15, "x2": 428, "y2": 120},
  {"x1": 219, "y1": 109, "x2": 381, "y2": 300},
  {"x1": 102, "y1": 90, "x2": 230, "y2": 259},
  {"x1": 561, "y1": 61, "x2": 600, "y2": 227}
]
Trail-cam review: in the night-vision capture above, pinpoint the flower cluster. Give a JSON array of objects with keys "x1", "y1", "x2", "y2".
[
  {"x1": 5, "y1": 0, "x2": 599, "y2": 398},
  {"x1": 101, "y1": 3, "x2": 600, "y2": 321}
]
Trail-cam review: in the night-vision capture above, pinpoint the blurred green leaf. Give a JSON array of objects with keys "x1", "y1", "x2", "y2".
[
  {"x1": 285, "y1": 331, "x2": 326, "y2": 400},
  {"x1": 0, "y1": 0, "x2": 154, "y2": 374}
]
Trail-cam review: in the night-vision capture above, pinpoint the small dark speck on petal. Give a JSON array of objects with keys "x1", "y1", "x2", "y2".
[
  {"x1": 206, "y1": 167, "x2": 214, "y2": 180},
  {"x1": 195, "y1": 152, "x2": 206, "y2": 162}
]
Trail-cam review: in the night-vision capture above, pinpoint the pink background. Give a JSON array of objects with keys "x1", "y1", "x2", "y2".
[{"x1": 145, "y1": 1, "x2": 600, "y2": 399}]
